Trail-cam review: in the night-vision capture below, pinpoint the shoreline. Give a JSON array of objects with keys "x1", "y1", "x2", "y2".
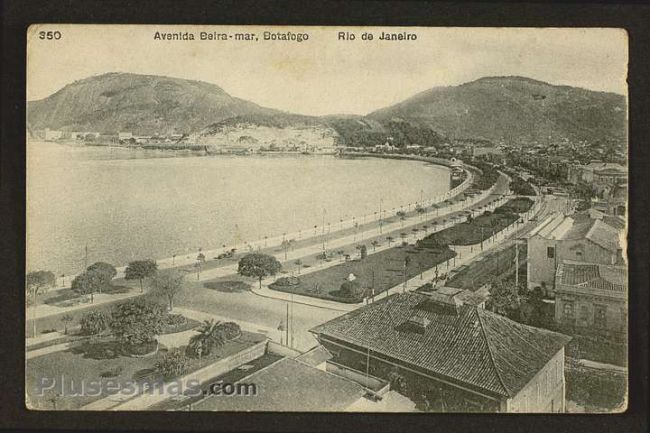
[{"x1": 28, "y1": 142, "x2": 474, "y2": 283}]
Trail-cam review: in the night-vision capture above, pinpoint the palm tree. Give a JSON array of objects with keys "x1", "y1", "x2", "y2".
[
  {"x1": 60, "y1": 314, "x2": 73, "y2": 335},
  {"x1": 187, "y1": 320, "x2": 225, "y2": 359},
  {"x1": 371, "y1": 240, "x2": 379, "y2": 252}
]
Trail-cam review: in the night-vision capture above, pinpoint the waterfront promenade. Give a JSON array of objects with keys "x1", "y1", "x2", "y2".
[
  {"x1": 26, "y1": 167, "x2": 497, "y2": 322},
  {"x1": 41, "y1": 157, "x2": 475, "y2": 291}
]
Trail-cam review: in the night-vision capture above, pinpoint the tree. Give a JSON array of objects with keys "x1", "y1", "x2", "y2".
[
  {"x1": 150, "y1": 270, "x2": 184, "y2": 311},
  {"x1": 238, "y1": 253, "x2": 282, "y2": 289},
  {"x1": 386, "y1": 236, "x2": 394, "y2": 247},
  {"x1": 71, "y1": 270, "x2": 105, "y2": 303},
  {"x1": 360, "y1": 245, "x2": 368, "y2": 260},
  {"x1": 79, "y1": 310, "x2": 108, "y2": 335},
  {"x1": 109, "y1": 300, "x2": 165, "y2": 349},
  {"x1": 487, "y1": 280, "x2": 520, "y2": 318},
  {"x1": 125, "y1": 259, "x2": 158, "y2": 293},
  {"x1": 339, "y1": 280, "x2": 364, "y2": 299},
  {"x1": 26, "y1": 270, "x2": 56, "y2": 337},
  {"x1": 294, "y1": 259, "x2": 303, "y2": 275},
  {"x1": 371, "y1": 240, "x2": 380, "y2": 252},
  {"x1": 86, "y1": 262, "x2": 117, "y2": 293},
  {"x1": 60, "y1": 314, "x2": 74, "y2": 335},
  {"x1": 186, "y1": 320, "x2": 226, "y2": 359},
  {"x1": 26, "y1": 270, "x2": 56, "y2": 302},
  {"x1": 155, "y1": 348, "x2": 189, "y2": 379}
]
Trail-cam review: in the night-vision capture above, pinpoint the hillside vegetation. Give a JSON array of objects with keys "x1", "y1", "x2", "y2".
[{"x1": 28, "y1": 73, "x2": 626, "y2": 149}]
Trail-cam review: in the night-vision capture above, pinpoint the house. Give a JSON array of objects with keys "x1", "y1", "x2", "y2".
[
  {"x1": 554, "y1": 262, "x2": 627, "y2": 337},
  {"x1": 472, "y1": 147, "x2": 506, "y2": 164},
  {"x1": 567, "y1": 162, "x2": 627, "y2": 188},
  {"x1": 525, "y1": 213, "x2": 624, "y2": 294},
  {"x1": 44, "y1": 128, "x2": 63, "y2": 141},
  {"x1": 374, "y1": 142, "x2": 398, "y2": 152},
  {"x1": 593, "y1": 182, "x2": 627, "y2": 217},
  {"x1": 311, "y1": 291, "x2": 571, "y2": 413},
  {"x1": 118, "y1": 131, "x2": 133, "y2": 141}
]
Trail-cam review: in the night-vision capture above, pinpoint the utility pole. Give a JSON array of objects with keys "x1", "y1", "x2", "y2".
[
  {"x1": 84, "y1": 244, "x2": 88, "y2": 270},
  {"x1": 515, "y1": 241, "x2": 520, "y2": 288},
  {"x1": 379, "y1": 198, "x2": 383, "y2": 234},
  {"x1": 285, "y1": 303, "x2": 289, "y2": 347},
  {"x1": 290, "y1": 293, "x2": 295, "y2": 348}
]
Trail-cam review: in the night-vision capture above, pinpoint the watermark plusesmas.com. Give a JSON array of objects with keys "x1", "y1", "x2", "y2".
[{"x1": 35, "y1": 375, "x2": 258, "y2": 398}]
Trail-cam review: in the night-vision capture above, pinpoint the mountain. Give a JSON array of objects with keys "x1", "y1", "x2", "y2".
[
  {"x1": 28, "y1": 73, "x2": 627, "y2": 148},
  {"x1": 368, "y1": 76, "x2": 627, "y2": 146},
  {"x1": 27, "y1": 72, "x2": 285, "y2": 135}
]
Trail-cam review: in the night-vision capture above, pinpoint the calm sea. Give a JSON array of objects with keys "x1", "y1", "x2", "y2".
[{"x1": 26, "y1": 141, "x2": 451, "y2": 274}]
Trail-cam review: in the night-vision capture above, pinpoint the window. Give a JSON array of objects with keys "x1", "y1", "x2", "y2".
[
  {"x1": 576, "y1": 250, "x2": 583, "y2": 258},
  {"x1": 579, "y1": 305, "x2": 589, "y2": 325},
  {"x1": 563, "y1": 301, "x2": 574, "y2": 318},
  {"x1": 547, "y1": 246, "x2": 555, "y2": 259},
  {"x1": 594, "y1": 305, "x2": 607, "y2": 328}
]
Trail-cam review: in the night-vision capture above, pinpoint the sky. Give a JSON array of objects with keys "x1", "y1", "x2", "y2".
[{"x1": 27, "y1": 25, "x2": 628, "y2": 116}]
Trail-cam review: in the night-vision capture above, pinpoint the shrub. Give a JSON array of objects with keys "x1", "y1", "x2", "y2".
[
  {"x1": 339, "y1": 280, "x2": 364, "y2": 299},
  {"x1": 162, "y1": 313, "x2": 188, "y2": 330},
  {"x1": 80, "y1": 311, "x2": 109, "y2": 335},
  {"x1": 218, "y1": 322, "x2": 242, "y2": 341},
  {"x1": 110, "y1": 300, "x2": 165, "y2": 347},
  {"x1": 154, "y1": 348, "x2": 189, "y2": 379},
  {"x1": 273, "y1": 276, "x2": 301, "y2": 287}
]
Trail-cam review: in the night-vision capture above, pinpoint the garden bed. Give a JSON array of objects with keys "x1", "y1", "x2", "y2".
[
  {"x1": 25, "y1": 330, "x2": 266, "y2": 410},
  {"x1": 419, "y1": 198, "x2": 532, "y2": 247}
]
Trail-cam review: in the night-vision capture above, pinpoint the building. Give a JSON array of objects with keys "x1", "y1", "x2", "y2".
[
  {"x1": 567, "y1": 162, "x2": 627, "y2": 187},
  {"x1": 526, "y1": 213, "x2": 624, "y2": 294},
  {"x1": 118, "y1": 131, "x2": 133, "y2": 141},
  {"x1": 311, "y1": 291, "x2": 571, "y2": 413},
  {"x1": 44, "y1": 128, "x2": 63, "y2": 141},
  {"x1": 374, "y1": 142, "x2": 398, "y2": 152},
  {"x1": 593, "y1": 183, "x2": 627, "y2": 217},
  {"x1": 554, "y1": 262, "x2": 627, "y2": 337},
  {"x1": 472, "y1": 147, "x2": 506, "y2": 164}
]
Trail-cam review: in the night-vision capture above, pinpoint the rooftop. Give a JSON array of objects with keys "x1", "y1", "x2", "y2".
[
  {"x1": 311, "y1": 292, "x2": 571, "y2": 398},
  {"x1": 527, "y1": 213, "x2": 622, "y2": 252},
  {"x1": 557, "y1": 262, "x2": 627, "y2": 293},
  {"x1": 192, "y1": 358, "x2": 365, "y2": 411}
]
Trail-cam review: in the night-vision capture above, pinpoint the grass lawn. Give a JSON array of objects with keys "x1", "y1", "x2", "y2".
[
  {"x1": 26, "y1": 330, "x2": 266, "y2": 410},
  {"x1": 39, "y1": 285, "x2": 134, "y2": 307},
  {"x1": 269, "y1": 243, "x2": 456, "y2": 303},
  {"x1": 419, "y1": 198, "x2": 532, "y2": 247}
]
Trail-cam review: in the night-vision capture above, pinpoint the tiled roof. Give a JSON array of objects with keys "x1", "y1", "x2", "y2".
[
  {"x1": 585, "y1": 219, "x2": 621, "y2": 252},
  {"x1": 558, "y1": 262, "x2": 627, "y2": 293},
  {"x1": 311, "y1": 293, "x2": 571, "y2": 398},
  {"x1": 527, "y1": 213, "x2": 622, "y2": 253}
]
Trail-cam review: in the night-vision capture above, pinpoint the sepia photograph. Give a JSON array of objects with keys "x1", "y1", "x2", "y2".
[{"x1": 24, "y1": 25, "x2": 628, "y2": 413}]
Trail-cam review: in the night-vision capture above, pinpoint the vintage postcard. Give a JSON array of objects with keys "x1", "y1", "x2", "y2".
[{"x1": 25, "y1": 25, "x2": 628, "y2": 413}]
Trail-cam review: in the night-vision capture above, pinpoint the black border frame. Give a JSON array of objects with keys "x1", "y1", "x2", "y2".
[{"x1": 1, "y1": 1, "x2": 648, "y2": 432}]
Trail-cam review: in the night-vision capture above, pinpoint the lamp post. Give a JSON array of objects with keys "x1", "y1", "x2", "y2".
[{"x1": 379, "y1": 198, "x2": 383, "y2": 234}]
